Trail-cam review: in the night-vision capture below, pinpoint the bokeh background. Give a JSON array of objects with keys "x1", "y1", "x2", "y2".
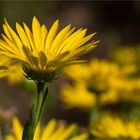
[{"x1": 0, "y1": 0, "x2": 140, "y2": 137}]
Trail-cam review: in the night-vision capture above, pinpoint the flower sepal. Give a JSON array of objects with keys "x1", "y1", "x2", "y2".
[{"x1": 23, "y1": 64, "x2": 62, "y2": 82}]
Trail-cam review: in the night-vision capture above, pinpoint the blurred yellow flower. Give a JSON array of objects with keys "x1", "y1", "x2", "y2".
[
  {"x1": 5, "y1": 117, "x2": 22, "y2": 140},
  {"x1": 63, "y1": 58, "x2": 140, "y2": 106},
  {"x1": 91, "y1": 115, "x2": 140, "y2": 139},
  {"x1": 99, "y1": 89, "x2": 119, "y2": 105},
  {"x1": 60, "y1": 83, "x2": 96, "y2": 110},
  {"x1": 109, "y1": 75, "x2": 140, "y2": 103},
  {"x1": 0, "y1": 55, "x2": 23, "y2": 84},
  {"x1": 60, "y1": 59, "x2": 126, "y2": 110},
  {"x1": 5, "y1": 117, "x2": 88, "y2": 140},
  {"x1": 64, "y1": 59, "x2": 120, "y2": 93},
  {"x1": 0, "y1": 17, "x2": 98, "y2": 82},
  {"x1": 109, "y1": 46, "x2": 139, "y2": 66},
  {"x1": 60, "y1": 82, "x2": 119, "y2": 110}
]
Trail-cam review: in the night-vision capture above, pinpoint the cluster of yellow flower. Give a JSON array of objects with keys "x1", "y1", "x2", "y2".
[
  {"x1": 61, "y1": 56, "x2": 140, "y2": 109},
  {"x1": 92, "y1": 114, "x2": 140, "y2": 139},
  {"x1": 5, "y1": 117, "x2": 88, "y2": 140},
  {"x1": 0, "y1": 17, "x2": 140, "y2": 139},
  {"x1": 60, "y1": 46, "x2": 140, "y2": 139}
]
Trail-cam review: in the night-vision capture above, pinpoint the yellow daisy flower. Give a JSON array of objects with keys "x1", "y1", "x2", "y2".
[
  {"x1": 64, "y1": 59, "x2": 120, "y2": 93},
  {"x1": 109, "y1": 46, "x2": 139, "y2": 66},
  {"x1": 91, "y1": 115, "x2": 140, "y2": 139},
  {"x1": 5, "y1": 117, "x2": 88, "y2": 140},
  {"x1": 0, "y1": 55, "x2": 23, "y2": 84},
  {"x1": 113, "y1": 79, "x2": 140, "y2": 104},
  {"x1": 63, "y1": 58, "x2": 140, "y2": 105},
  {"x1": 60, "y1": 82, "x2": 119, "y2": 110},
  {"x1": 0, "y1": 17, "x2": 98, "y2": 82},
  {"x1": 60, "y1": 83, "x2": 96, "y2": 110}
]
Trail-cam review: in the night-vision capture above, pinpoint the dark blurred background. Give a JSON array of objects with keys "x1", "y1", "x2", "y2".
[{"x1": 0, "y1": 1, "x2": 140, "y2": 127}]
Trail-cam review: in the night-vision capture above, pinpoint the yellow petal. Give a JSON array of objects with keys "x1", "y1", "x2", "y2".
[
  {"x1": 59, "y1": 29, "x2": 87, "y2": 53},
  {"x1": 34, "y1": 123, "x2": 41, "y2": 140},
  {"x1": 12, "y1": 117, "x2": 22, "y2": 140},
  {"x1": 41, "y1": 24, "x2": 48, "y2": 51},
  {"x1": 56, "y1": 60, "x2": 87, "y2": 68},
  {"x1": 16, "y1": 23, "x2": 30, "y2": 47},
  {"x1": 47, "y1": 125, "x2": 65, "y2": 140},
  {"x1": 22, "y1": 46, "x2": 34, "y2": 65},
  {"x1": 3, "y1": 24, "x2": 12, "y2": 40},
  {"x1": 50, "y1": 24, "x2": 71, "y2": 52},
  {"x1": 56, "y1": 27, "x2": 76, "y2": 54},
  {"x1": 23, "y1": 22, "x2": 35, "y2": 51},
  {"x1": 4, "y1": 18, "x2": 22, "y2": 49},
  {"x1": 65, "y1": 41, "x2": 97, "y2": 59},
  {"x1": 58, "y1": 124, "x2": 77, "y2": 140},
  {"x1": 68, "y1": 33, "x2": 96, "y2": 50},
  {"x1": 32, "y1": 17, "x2": 41, "y2": 50},
  {"x1": 0, "y1": 39, "x2": 17, "y2": 55},
  {"x1": 1, "y1": 34, "x2": 21, "y2": 56},
  {"x1": 5, "y1": 135, "x2": 15, "y2": 140},
  {"x1": 50, "y1": 51, "x2": 70, "y2": 62},
  {"x1": 41, "y1": 119, "x2": 57, "y2": 139},
  {"x1": 45, "y1": 20, "x2": 59, "y2": 51},
  {"x1": 32, "y1": 55, "x2": 39, "y2": 67},
  {"x1": 71, "y1": 133, "x2": 88, "y2": 140},
  {"x1": 39, "y1": 51, "x2": 47, "y2": 68}
]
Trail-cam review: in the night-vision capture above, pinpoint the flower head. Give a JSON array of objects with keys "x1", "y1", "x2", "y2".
[
  {"x1": 60, "y1": 83, "x2": 96, "y2": 110},
  {"x1": 62, "y1": 58, "x2": 140, "y2": 108},
  {"x1": 60, "y1": 82, "x2": 120, "y2": 110},
  {"x1": 5, "y1": 117, "x2": 88, "y2": 140},
  {"x1": 0, "y1": 17, "x2": 98, "y2": 82},
  {"x1": 64, "y1": 59, "x2": 120, "y2": 93},
  {"x1": 109, "y1": 46, "x2": 139, "y2": 66},
  {"x1": 91, "y1": 115, "x2": 140, "y2": 139}
]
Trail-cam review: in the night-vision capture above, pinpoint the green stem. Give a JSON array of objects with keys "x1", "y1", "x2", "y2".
[
  {"x1": 89, "y1": 95, "x2": 100, "y2": 129},
  {"x1": 22, "y1": 81, "x2": 48, "y2": 140},
  {"x1": 36, "y1": 81, "x2": 45, "y2": 124}
]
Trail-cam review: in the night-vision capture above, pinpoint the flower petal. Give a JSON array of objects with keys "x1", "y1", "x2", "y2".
[
  {"x1": 50, "y1": 24, "x2": 71, "y2": 52},
  {"x1": 16, "y1": 23, "x2": 30, "y2": 48},
  {"x1": 41, "y1": 24, "x2": 48, "y2": 51},
  {"x1": 45, "y1": 20, "x2": 59, "y2": 51},
  {"x1": 32, "y1": 17, "x2": 41, "y2": 50}
]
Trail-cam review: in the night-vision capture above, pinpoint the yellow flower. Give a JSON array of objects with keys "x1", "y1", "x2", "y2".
[
  {"x1": 60, "y1": 83, "x2": 96, "y2": 110},
  {"x1": 60, "y1": 81, "x2": 120, "y2": 110},
  {"x1": 64, "y1": 59, "x2": 120, "y2": 93},
  {"x1": 0, "y1": 55, "x2": 23, "y2": 84},
  {"x1": 5, "y1": 117, "x2": 88, "y2": 140},
  {"x1": 0, "y1": 17, "x2": 98, "y2": 82},
  {"x1": 109, "y1": 46, "x2": 139, "y2": 66},
  {"x1": 115, "y1": 79, "x2": 140, "y2": 103},
  {"x1": 60, "y1": 59, "x2": 124, "y2": 110},
  {"x1": 91, "y1": 115, "x2": 140, "y2": 139},
  {"x1": 63, "y1": 58, "x2": 140, "y2": 105},
  {"x1": 5, "y1": 117, "x2": 23, "y2": 140},
  {"x1": 99, "y1": 89, "x2": 119, "y2": 105}
]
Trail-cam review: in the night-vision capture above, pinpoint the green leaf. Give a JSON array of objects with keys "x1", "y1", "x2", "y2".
[
  {"x1": 30, "y1": 103, "x2": 36, "y2": 126},
  {"x1": 22, "y1": 121, "x2": 29, "y2": 140}
]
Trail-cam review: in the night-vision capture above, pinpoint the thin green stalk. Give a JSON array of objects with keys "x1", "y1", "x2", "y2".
[
  {"x1": 89, "y1": 95, "x2": 100, "y2": 129},
  {"x1": 22, "y1": 81, "x2": 48, "y2": 140}
]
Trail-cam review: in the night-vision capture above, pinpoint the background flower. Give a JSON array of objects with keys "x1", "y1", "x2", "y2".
[
  {"x1": 5, "y1": 117, "x2": 88, "y2": 140},
  {"x1": 91, "y1": 114, "x2": 140, "y2": 139}
]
